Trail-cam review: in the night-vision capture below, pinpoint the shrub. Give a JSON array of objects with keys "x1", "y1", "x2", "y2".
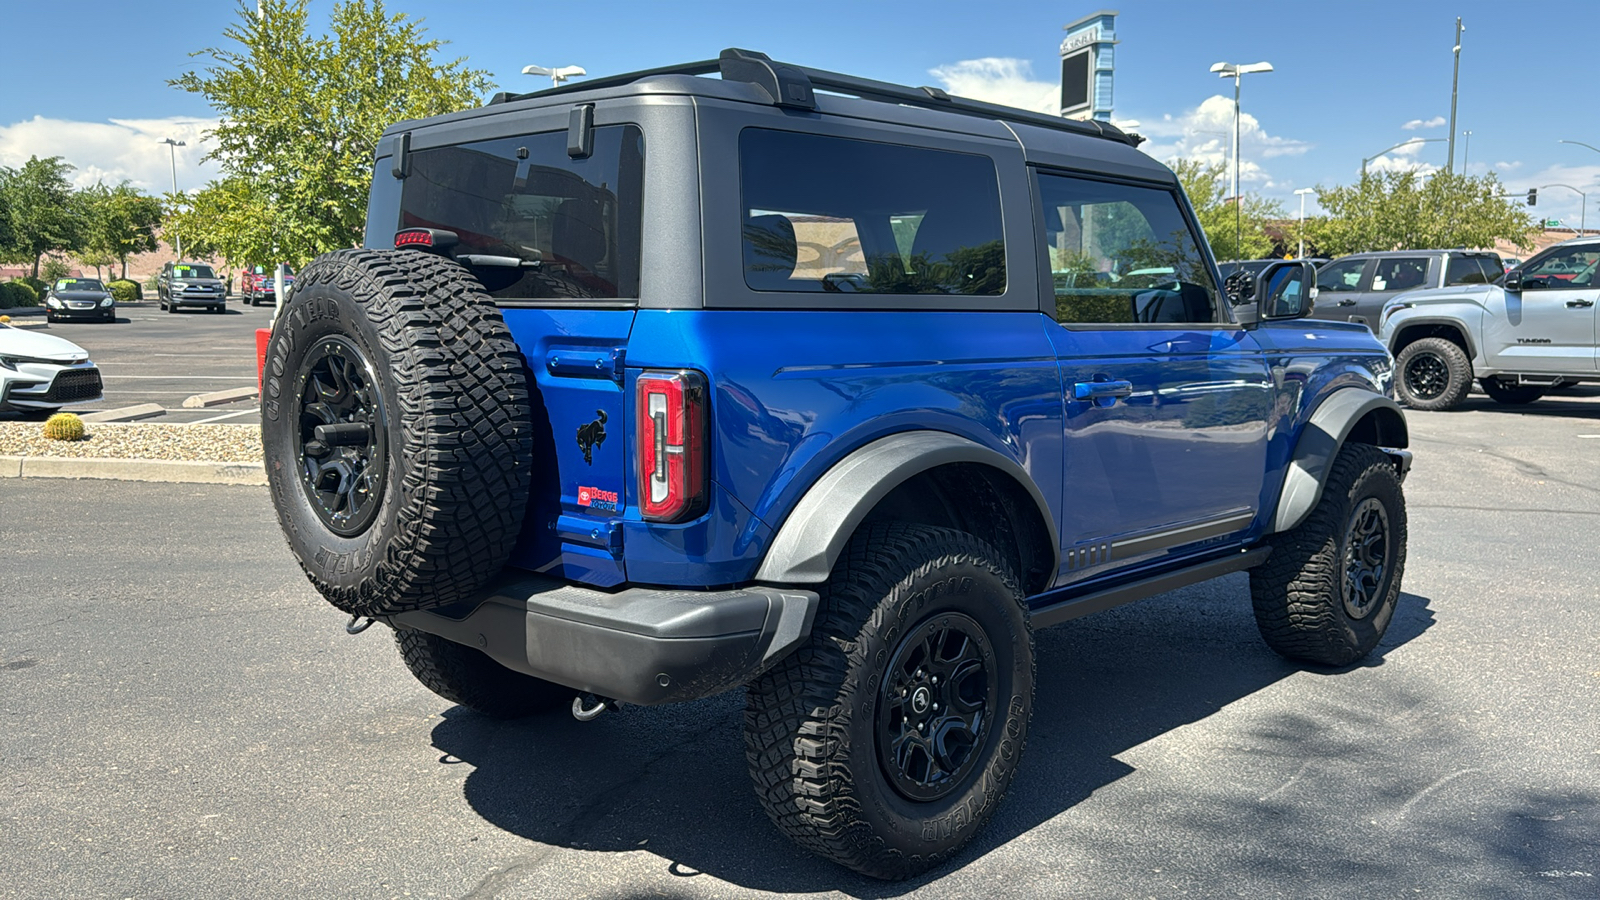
[
  {"x1": 40, "y1": 258, "x2": 71, "y2": 284},
  {"x1": 0, "y1": 281, "x2": 39, "y2": 309},
  {"x1": 42, "y1": 413, "x2": 86, "y2": 442},
  {"x1": 108, "y1": 279, "x2": 142, "y2": 303}
]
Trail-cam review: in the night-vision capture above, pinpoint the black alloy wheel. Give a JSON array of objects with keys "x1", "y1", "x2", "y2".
[
  {"x1": 1341, "y1": 498, "x2": 1390, "y2": 620},
  {"x1": 294, "y1": 336, "x2": 388, "y2": 538},
  {"x1": 1402, "y1": 353, "x2": 1449, "y2": 401},
  {"x1": 876, "y1": 612, "x2": 999, "y2": 802}
]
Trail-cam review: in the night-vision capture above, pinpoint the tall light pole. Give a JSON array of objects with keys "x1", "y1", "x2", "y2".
[
  {"x1": 1361, "y1": 137, "x2": 1446, "y2": 178},
  {"x1": 1447, "y1": 17, "x2": 1464, "y2": 173},
  {"x1": 1540, "y1": 184, "x2": 1587, "y2": 236},
  {"x1": 160, "y1": 138, "x2": 186, "y2": 259},
  {"x1": 1461, "y1": 130, "x2": 1472, "y2": 171},
  {"x1": 522, "y1": 64, "x2": 587, "y2": 87},
  {"x1": 1209, "y1": 61, "x2": 1273, "y2": 254},
  {"x1": 1294, "y1": 187, "x2": 1315, "y2": 259}
]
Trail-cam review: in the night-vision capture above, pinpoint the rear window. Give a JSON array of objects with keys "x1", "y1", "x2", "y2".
[
  {"x1": 1444, "y1": 255, "x2": 1498, "y2": 286},
  {"x1": 398, "y1": 125, "x2": 644, "y2": 301},
  {"x1": 738, "y1": 129, "x2": 1005, "y2": 295}
]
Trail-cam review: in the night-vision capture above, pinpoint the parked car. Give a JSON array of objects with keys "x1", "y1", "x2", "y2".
[
  {"x1": 0, "y1": 319, "x2": 104, "y2": 415},
  {"x1": 43, "y1": 277, "x2": 115, "y2": 323},
  {"x1": 1379, "y1": 236, "x2": 1600, "y2": 409},
  {"x1": 1314, "y1": 249, "x2": 1502, "y2": 330},
  {"x1": 242, "y1": 264, "x2": 295, "y2": 306},
  {"x1": 261, "y1": 48, "x2": 1411, "y2": 879},
  {"x1": 157, "y1": 262, "x2": 227, "y2": 313}
]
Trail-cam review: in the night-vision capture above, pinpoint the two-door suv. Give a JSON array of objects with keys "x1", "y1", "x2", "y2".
[{"x1": 262, "y1": 50, "x2": 1412, "y2": 879}]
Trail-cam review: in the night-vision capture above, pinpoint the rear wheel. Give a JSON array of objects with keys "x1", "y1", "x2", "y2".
[
  {"x1": 395, "y1": 629, "x2": 570, "y2": 718},
  {"x1": 1479, "y1": 377, "x2": 1547, "y2": 405},
  {"x1": 745, "y1": 524, "x2": 1034, "y2": 879},
  {"x1": 1395, "y1": 337, "x2": 1472, "y2": 410}
]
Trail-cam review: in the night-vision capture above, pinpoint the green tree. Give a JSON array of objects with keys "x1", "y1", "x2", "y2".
[
  {"x1": 168, "y1": 0, "x2": 490, "y2": 267},
  {"x1": 81, "y1": 182, "x2": 164, "y2": 279},
  {"x1": 1169, "y1": 158, "x2": 1285, "y2": 261},
  {"x1": 0, "y1": 156, "x2": 83, "y2": 279},
  {"x1": 1307, "y1": 170, "x2": 1538, "y2": 256}
]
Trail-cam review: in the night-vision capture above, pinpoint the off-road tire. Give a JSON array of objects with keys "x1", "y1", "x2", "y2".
[
  {"x1": 1479, "y1": 377, "x2": 1547, "y2": 405},
  {"x1": 1395, "y1": 337, "x2": 1471, "y2": 410},
  {"x1": 1250, "y1": 443, "x2": 1407, "y2": 666},
  {"x1": 744, "y1": 523, "x2": 1034, "y2": 880},
  {"x1": 395, "y1": 629, "x2": 570, "y2": 718},
  {"x1": 262, "y1": 248, "x2": 533, "y2": 619}
]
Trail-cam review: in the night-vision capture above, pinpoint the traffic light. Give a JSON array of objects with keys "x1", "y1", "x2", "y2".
[{"x1": 1527, "y1": 188, "x2": 1538, "y2": 206}]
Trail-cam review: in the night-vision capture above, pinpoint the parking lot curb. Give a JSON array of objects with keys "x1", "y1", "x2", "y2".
[
  {"x1": 81, "y1": 404, "x2": 166, "y2": 423},
  {"x1": 0, "y1": 455, "x2": 266, "y2": 485},
  {"x1": 183, "y1": 386, "x2": 259, "y2": 408}
]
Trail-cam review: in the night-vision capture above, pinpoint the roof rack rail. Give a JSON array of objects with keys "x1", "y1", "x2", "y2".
[{"x1": 489, "y1": 48, "x2": 1143, "y2": 148}]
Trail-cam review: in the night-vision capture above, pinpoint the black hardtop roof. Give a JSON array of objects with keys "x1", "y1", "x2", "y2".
[{"x1": 381, "y1": 50, "x2": 1173, "y2": 176}]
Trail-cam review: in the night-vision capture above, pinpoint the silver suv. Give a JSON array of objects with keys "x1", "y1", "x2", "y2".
[
  {"x1": 157, "y1": 261, "x2": 227, "y2": 314},
  {"x1": 1316, "y1": 249, "x2": 1503, "y2": 331}
]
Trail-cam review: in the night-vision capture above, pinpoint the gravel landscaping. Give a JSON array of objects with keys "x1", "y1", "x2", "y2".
[{"x1": 0, "y1": 422, "x2": 262, "y2": 462}]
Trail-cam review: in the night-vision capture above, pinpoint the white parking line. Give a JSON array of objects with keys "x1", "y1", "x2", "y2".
[
  {"x1": 186, "y1": 409, "x2": 260, "y2": 424},
  {"x1": 101, "y1": 375, "x2": 258, "y2": 380}
]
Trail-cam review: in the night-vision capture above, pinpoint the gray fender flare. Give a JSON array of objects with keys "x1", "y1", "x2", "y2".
[
  {"x1": 754, "y1": 431, "x2": 1060, "y2": 584},
  {"x1": 1272, "y1": 389, "x2": 1410, "y2": 534}
]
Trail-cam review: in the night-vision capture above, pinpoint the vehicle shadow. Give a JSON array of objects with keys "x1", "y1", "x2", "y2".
[
  {"x1": 1451, "y1": 393, "x2": 1600, "y2": 417},
  {"x1": 430, "y1": 578, "x2": 1436, "y2": 895}
]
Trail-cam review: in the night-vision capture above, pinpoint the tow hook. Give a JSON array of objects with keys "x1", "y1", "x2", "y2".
[
  {"x1": 345, "y1": 615, "x2": 376, "y2": 635},
  {"x1": 572, "y1": 693, "x2": 619, "y2": 721}
]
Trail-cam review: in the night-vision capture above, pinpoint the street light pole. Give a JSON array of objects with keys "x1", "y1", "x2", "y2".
[
  {"x1": 1209, "y1": 61, "x2": 1273, "y2": 255},
  {"x1": 160, "y1": 138, "x2": 186, "y2": 259},
  {"x1": 1447, "y1": 17, "x2": 1464, "y2": 173},
  {"x1": 1294, "y1": 187, "x2": 1314, "y2": 259},
  {"x1": 1461, "y1": 130, "x2": 1472, "y2": 171},
  {"x1": 1361, "y1": 138, "x2": 1446, "y2": 178},
  {"x1": 1539, "y1": 184, "x2": 1587, "y2": 236}
]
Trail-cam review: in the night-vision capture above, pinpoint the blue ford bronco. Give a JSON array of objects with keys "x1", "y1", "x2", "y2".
[{"x1": 262, "y1": 49, "x2": 1411, "y2": 878}]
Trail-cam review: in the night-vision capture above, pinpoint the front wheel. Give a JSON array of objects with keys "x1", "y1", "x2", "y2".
[
  {"x1": 1395, "y1": 337, "x2": 1472, "y2": 410},
  {"x1": 1479, "y1": 377, "x2": 1547, "y2": 405},
  {"x1": 745, "y1": 524, "x2": 1034, "y2": 879},
  {"x1": 1250, "y1": 443, "x2": 1407, "y2": 666}
]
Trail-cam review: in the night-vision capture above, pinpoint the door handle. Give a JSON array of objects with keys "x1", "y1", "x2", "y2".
[
  {"x1": 1073, "y1": 380, "x2": 1134, "y2": 401},
  {"x1": 1336, "y1": 299, "x2": 1358, "y2": 306},
  {"x1": 1566, "y1": 299, "x2": 1594, "y2": 308}
]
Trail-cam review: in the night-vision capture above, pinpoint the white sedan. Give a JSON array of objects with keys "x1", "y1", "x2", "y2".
[{"x1": 0, "y1": 320, "x2": 104, "y2": 415}]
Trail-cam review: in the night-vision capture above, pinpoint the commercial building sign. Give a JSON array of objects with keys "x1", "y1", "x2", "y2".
[{"x1": 1060, "y1": 10, "x2": 1118, "y2": 122}]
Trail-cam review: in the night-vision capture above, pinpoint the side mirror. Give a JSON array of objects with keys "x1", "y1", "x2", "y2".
[
  {"x1": 1257, "y1": 261, "x2": 1317, "y2": 320},
  {"x1": 1503, "y1": 268, "x2": 1522, "y2": 291}
]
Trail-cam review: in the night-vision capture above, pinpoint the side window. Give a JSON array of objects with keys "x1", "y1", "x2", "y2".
[
  {"x1": 1444, "y1": 256, "x2": 1494, "y2": 286},
  {"x1": 738, "y1": 129, "x2": 1005, "y2": 295},
  {"x1": 399, "y1": 125, "x2": 645, "y2": 301},
  {"x1": 1317, "y1": 258, "x2": 1366, "y2": 292},
  {"x1": 1035, "y1": 171, "x2": 1219, "y2": 325},
  {"x1": 1521, "y1": 246, "x2": 1600, "y2": 290},
  {"x1": 1370, "y1": 257, "x2": 1429, "y2": 292}
]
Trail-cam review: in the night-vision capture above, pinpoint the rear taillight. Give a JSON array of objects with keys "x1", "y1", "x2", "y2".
[{"x1": 637, "y1": 370, "x2": 708, "y2": 522}]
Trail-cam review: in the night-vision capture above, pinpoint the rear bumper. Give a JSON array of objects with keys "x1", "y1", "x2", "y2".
[{"x1": 388, "y1": 570, "x2": 818, "y2": 705}]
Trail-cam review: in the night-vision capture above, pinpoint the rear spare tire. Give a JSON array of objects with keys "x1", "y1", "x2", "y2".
[{"x1": 262, "y1": 248, "x2": 533, "y2": 618}]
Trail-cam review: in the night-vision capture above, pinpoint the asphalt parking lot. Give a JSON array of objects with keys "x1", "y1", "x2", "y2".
[
  {"x1": 1, "y1": 395, "x2": 1597, "y2": 898},
  {"x1": 3, "y1": 297, "x2": 272, "y2": 424}
]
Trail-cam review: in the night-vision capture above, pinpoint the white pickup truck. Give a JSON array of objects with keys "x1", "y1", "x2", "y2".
[{"x1": 1379, "y1": 237, "x2": 1599, "y2": 410}]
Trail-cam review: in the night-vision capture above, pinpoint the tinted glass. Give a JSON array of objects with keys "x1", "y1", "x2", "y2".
[
  {"x1": 55, "y1": 279, "x2": 104, "y2": 291},
  {"x1": 172, "y1": 265, "x2": 215, "y2": 279},
  {"x1": 1317, "y1": 258, "x2": 1367, "y2": 292},
  {"x1": 1035, "y1": 172, "x2": 1219, "y2": 324},
  {"x1": 1521, "y1": 245, "x2": 1600, "y2": 289},
  {"x1": 738, "y1": 129, "x2": 1005, "y2": 295},
  {"x1": 399, "y1": 125, "x2": 645, "y2": 300},
  {"x1": 1370, "y1": 257, "x2": 1429, "y2": 292},
  {"x1": 1444, "y1": 255, "x2": 1496, "y2": 286}
]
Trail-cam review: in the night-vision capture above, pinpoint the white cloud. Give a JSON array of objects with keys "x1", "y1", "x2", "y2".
[
  {"x1": 1401, "y1": 116, "x2": 1447, "y2": 130},
  {"x1": 1135, "y1": 95, "x2": 1309, "y2": 191},
  {"x1": 928, "y1": 58, "x2": 1058, "y2": 115},
  {"x1": 0, "y1": 116, "x2": 219, "y2": 194},
  {"x1": 1494, "y1": 160, "x2": 1521, "y2": 171}
]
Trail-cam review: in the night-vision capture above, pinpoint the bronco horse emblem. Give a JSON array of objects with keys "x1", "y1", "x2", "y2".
[{"x1": 576, "y1": 410, "x2": 607, "y2": 464}]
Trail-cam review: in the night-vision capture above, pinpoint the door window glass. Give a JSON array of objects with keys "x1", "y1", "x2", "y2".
[
  {"x1": 1370, "y1": 257, "x2": 1428, "y2": 292},
  {"x1": 1521, "y1": 246, "x2": 1600, "y2": 290},
  {"x1": 738, "y1": 129, "x2": 1005, "y2": 295},
  {"x1": 1317, "y1": 258, "x2": 1367, "y2": 292},
  {"x1": 1444, "y1": 256, "x2": 1496, "y2": 286},
  {"x1": 1035, "y1": 172, "x2": 1219, "y2": 324}
]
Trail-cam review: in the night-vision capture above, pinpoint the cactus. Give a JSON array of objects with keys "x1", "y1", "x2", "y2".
[{"x1": 42, "y1": 413, "x2": 86, "y2": 441}]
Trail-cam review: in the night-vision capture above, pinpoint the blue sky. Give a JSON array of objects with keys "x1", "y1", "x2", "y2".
[{"x1": 4, "y1": 0, "x2": 1598, "y2": 228}]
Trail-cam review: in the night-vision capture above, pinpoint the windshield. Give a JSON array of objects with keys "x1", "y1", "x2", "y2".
[
  {"x1": 173, "y1": 265, "x2": 215, "y2": 279},
  {"x1": 55, "y1": 279, "x2": 105, "y2": 292}
]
